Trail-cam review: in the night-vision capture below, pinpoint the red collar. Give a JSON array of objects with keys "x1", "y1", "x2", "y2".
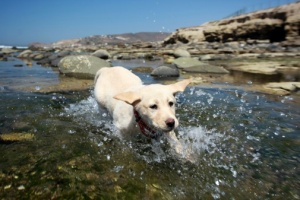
[{"x1": 133, "y1": 109, "x2": 159, "y2": 139}]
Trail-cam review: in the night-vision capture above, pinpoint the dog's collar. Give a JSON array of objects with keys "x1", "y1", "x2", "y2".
[{"x1": 133, "y1": 109, "x2": 159, "y2": 139}]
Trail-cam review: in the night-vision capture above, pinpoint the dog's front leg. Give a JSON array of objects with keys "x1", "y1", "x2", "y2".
[
  {"x1": 165, "y1": 131, "x2": 184, "y2": 155},
  {"x1": 165, "y1": 131, "x2": 195, "y2": 162}
]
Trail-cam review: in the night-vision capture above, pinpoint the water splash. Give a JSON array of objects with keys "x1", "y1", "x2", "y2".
[{"x1": 62, "y1": 92, "x2": 115, "y2": 135}]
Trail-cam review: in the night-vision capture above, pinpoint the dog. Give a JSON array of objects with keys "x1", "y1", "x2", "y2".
[{"x1": 94, "y1": 66, "x2": 191, "y2": 156}]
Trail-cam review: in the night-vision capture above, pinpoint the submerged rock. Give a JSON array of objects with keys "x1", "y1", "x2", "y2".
[
  {"x1": 131, "y1": 66, "x2": 153, "y2": 73},
  {"x1": 58, "y1": 55, "x2": 112, "y2": 79},
  {"x1": 0, "y1": 133, "x2": 35, "y2": 142}
]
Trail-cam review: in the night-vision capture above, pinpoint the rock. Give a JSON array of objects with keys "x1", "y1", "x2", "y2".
[
  {"x1": 0, "y1": 132, "x2": 35, "y2": 142},
  {"x1": 131, "y1": 66, "x2": 153, "y2": 73},
  {"x1": 17, "y1": 49, "x2": 32, "y2": 58},
  {"x1": 264, "y1": 82, "x2": 300, "y2": 92},
  {"x1": 58, "y1": 55, "x2": 112, "y2": 79},
  {"x1": 227, "y1": 62, "x2": 281, "y2": 75},
  {"x1": 151, "y1": 65, "x2": 180, "y2": 77},
  {"x1": 56, "y1": 50, "x2": 71, "y2": 57},
  {"x1": 172, "y1": 57, "x2": 203, "y2": 69},
  {"x1": 51, "y1": 58, "x2": 62, "y2": 67},
  {"x1": 182, "y1": 64, "x2": 229, "y2": 74},
  {"x1": 0, "y1": 48, "x2": 17, "y2": 54},
  {"x1": 200, "y1": 54, "x2": 233, "y2": 61},
  {"x1": 173, "y1": 48, "x2": 191, "y2": 58},
  {"x1": 32, "y1": 53, "x2": 44, "y2": 60},
  {"x1": 163, "y1": 2, "x2": 300, "y2": 46},
  {"x1": 91, "y1": 49, "x2": 111, "y2": 59}
]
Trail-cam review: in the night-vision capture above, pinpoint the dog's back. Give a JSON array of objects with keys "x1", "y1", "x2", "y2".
[{"x1": 94, "y1": 67, "x2": 143, "y2": 117}]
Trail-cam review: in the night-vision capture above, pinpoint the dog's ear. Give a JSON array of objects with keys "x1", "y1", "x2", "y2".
[
  {"x1": 114, "y1": 92, "x2": 141, "y2": 105},
  {"x1": 169, "y1": 78, "x2": 192, "y2": 94}
]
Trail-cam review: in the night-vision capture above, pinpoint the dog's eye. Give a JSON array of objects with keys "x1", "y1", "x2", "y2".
[
  {"x1": 169, "y1": 101, "x2": 174, "y2": 107},
  {"x1": 149, "y1": 104, "x2": 158, "y2": 109}
]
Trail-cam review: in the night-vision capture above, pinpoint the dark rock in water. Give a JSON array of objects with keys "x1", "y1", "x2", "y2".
[
  {"x1": 48, "y1": 53, "x2": 59, "y2": 61},
  {"x1": 37, "y1": 57, "x2": 50, "y2": 65},
  {"x1": 151, "y1": 65, "x2": 180, "y2": 77},
  {"x1": 51, "y1": 58, "x2": 62, "y2": 67},
  {"x1": 56, "y1": 50, "x2": 71, "y2": 58},
  {"x1": 58, "y1": 55, "x2": 112, "y2": 79},
  {"x1": 14, "y1": 64, "x2": 23, "y2": 67},
  {"x1": 91, "y1": 49, "x2": 111, "y2": 60}
]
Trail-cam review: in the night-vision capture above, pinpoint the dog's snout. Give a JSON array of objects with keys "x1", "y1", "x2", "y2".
[{"x1": 165, "y1": 118, "x2": 175, "y2": 128}]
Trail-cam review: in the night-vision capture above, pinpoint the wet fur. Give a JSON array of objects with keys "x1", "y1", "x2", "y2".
[{"x1": 94, "y1": 66, "x2": 191, "y2": 155}]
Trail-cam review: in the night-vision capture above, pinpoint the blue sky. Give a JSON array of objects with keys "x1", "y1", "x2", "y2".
[{"x1": 0, "y1": 0, "x2": 296, "y2": 46}]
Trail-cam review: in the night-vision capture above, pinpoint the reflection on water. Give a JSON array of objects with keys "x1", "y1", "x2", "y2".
[
  {"x1": 0, "y1": 58, "x2": 300, "y2": 199},
  {"x1": 0, "y1": 58, "x2": 59, "y2": 90}
]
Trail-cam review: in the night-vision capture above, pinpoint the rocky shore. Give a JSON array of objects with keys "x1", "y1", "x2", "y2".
[{"x1": 0, "y1": 2, "x2": 299, "y2": 96}]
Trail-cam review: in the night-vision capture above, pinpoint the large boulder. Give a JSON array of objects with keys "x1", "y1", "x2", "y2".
[
  {"x1": 58, "y1": 55, "x2": 112, "y2": 79},
  {"x1": 151, "y1": 65, "x2": 180, "y2": 77}
]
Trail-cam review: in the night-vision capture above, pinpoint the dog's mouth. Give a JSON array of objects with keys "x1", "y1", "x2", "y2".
[{"x1": 161, "y1": 126, "x2": 175, "y2": 133}]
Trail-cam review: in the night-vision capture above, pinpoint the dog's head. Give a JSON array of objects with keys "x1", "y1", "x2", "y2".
[{"x1": 114, "y1": 79, "x2": 191, "y2": 133}]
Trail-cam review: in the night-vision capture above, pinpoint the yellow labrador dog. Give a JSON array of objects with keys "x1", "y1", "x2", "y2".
[{"x1": 94, "y1": 66, "x2": 191, "y2": 156}]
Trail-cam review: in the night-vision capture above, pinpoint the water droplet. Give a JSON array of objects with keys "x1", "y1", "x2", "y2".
[
  {"x1": 231, "y1": 168, "x2": 237, "y2": 177},
  {"x1": 17, "y1": 185, "x2": 25, "y2": 190},
  {"x1": 215, "y1": 180, "x2": 220, "y2": 186},
  {"x1": 97, "y1": 142, "x2": 103, "y2": 147},
  {"x1": 68, "y1": 130, "x2": 76, "y2": 134}
]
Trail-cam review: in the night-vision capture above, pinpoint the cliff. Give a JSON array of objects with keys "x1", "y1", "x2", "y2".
[{"x1": 163, "y1": 1, "x2": 300, "y2": 46}]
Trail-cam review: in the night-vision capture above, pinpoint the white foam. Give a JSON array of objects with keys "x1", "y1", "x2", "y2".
[{"x1": 63, "y1": 94, "x2": 116, "y2": 135}]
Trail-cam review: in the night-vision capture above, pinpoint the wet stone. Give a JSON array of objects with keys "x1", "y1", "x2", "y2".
[{"x1": 0, "y1": 133, "x2": 35, "y2": 142}]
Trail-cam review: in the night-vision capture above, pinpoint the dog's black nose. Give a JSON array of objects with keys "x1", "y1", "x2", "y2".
[{"x1": 165, "y1": 118, "x2": 175, "y2": 128}]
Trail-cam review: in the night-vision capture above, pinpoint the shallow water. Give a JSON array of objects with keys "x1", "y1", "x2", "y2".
[{"x1": 0, "y1": 58, "x2": 300, "y2": 199}]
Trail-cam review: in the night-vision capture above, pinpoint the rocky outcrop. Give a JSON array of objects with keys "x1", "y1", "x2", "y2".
[{"x1": 164, "y1": 1, "x2": 300, "y2": 45}]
